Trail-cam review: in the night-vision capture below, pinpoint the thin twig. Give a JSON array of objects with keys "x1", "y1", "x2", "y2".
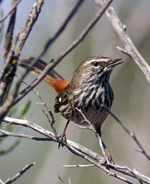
[
  {"x1": 0, "y1": 128, "x2": 51, "y2": 141},
  {"x1": 68, "y1": 178, "x2": 72, "y2": 184},
  {"x1": 15, "y1": 74, "x2": 57, "y2": 136},
  {"x1": 0, "y1": 179, "x2": 5, "y2": 184},
  {"x1": 64, "y1": 164, "x2": 94, "y2": 168},
  {"x1": 58, "y1": 175, "x2": 66, "y2": 184},
  {"x1": 0, "y1": 0, "x2": 85, "y2": 122},
  {"x1": 0, "y1": 0, "x2": 44, "y2": 124},
  {"x1": 14, "y1": 0, "x2": 85, "y2": 88},
  {"x1": 75, "y1": 108, "x2": 109, "y2": 163},
  {"x1": 4, "y1": 0, "x2": 17, "y2": 59},
  {"x1": 46, "y1": 0, "x2": 113, "y2": 74},
  {"x1": 15, "y1": 0, "x2": 44, "y2": 57},
  {"x1": 3, "y1": 117, "x2": 56, "y2": 140},
  {"x1": 2, "y1": 116, "x2": 150, "y2": 183},
  {"x1": 4, "y1": 163, "x2": 35, "y2": 184},
  {"x1": 42, "y1": 109, "x2": 57, "y2": 137},
  {"x1": 0, "y1": 0, "x2": 17, "y2": 105},
  {"x1": 36, "y1": 0, "x2": 85, "y2": 59},
  {"x1": 13, "y1": 59, "x2": 53, "y2": 104},
  {"x1": 0, "y1": 0, "x2": 21, "y2": 24},
  {"x1": 0, "y1": 0, "x2": 43, "y2": 83},
  {"x1": 101, "y1": 104, "x2": 150, "y2": 161},
  {"x1": 106, "y1": 7, "x2": 150, "y2": 83}
]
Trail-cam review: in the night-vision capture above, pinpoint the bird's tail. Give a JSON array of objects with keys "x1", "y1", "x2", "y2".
[{"x1": 18, "y1": 57, "x2": 69, "y2": 93}]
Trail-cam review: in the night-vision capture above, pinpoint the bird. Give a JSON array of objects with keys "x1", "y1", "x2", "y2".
[{"x1": 18, "y1": 55, "x2": 123, "y2": 162}]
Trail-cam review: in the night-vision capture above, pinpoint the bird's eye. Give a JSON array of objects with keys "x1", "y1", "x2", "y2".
[{"x1": 92, "y1": 61, "x2": 99, "y2": 68}]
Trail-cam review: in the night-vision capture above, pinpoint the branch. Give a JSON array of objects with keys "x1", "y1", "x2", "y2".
[
  {"x1": 0, "y1": 0, "x2": 21, "y2": 24},
  {"x1": 13, "y1": 0, "x2": 113, "y2": 112},
  {"x1": 4, "y1": 163, "x2": 35, "y2": 184},
  {"x1": 0, "y1": 0, "x2": 85, "y2": 112},
  {"x1": 101, "y1": 104, "x2": 150, "y2": 161},
  {"x1": 36, "y1": 0, "x2": 85, "y2": 59},
  {"x1": 15, "y1": 74, "x2": 57, "y2": 135},
  {"x1": 2, "y1": 116, "x2": 150, "y2": 183},
  {"x1": 15, "y1": 0, "x2": 44, "y2": 57},
  {"x1": 0, "y1": 128, "x2": 51, "y2": 141},
  {"x1": 93, "y1": 1, "x2": 150, "y2": 83},
  {"x1": 14, "y1": 0, "x2": 113, "y2": 104},
  {"x1": 13, "y1": 59, "x2": 54, "y2": 104},
  {"x1": 0, "y1": 0, "x2": 113, "y2": 124},
  {"x1": 4, "y1": 0, "x2": 17, "y2": 59},
  {"x1": 0, "y1": 0, "x2": 113, "y2": 123},
  {"x1": 0, "y1": 0, "x2": 17, "y2": 105},
  {"x1": 106, "y1": 7, "x2": 150, "y2": 83},
  {"x1": 0, "y1": 0, "x2": 44, "y2": 123},
  {"x1": 14, "y1": 0, "x2": 85, "y2": 83},
  {"x1": 45, "y1": 0, "x2": 113, "y2": 73},
  {"x1": 0, "y1": 0, "x2": 44, "y2": 83}
]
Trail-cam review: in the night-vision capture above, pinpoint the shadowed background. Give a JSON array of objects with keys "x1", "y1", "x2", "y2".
[{"x1": 0, "y1": 0, "x2": 150, "y2": 183}]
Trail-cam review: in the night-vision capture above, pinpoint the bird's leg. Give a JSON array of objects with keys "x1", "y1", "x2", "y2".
[
  {"x1": 58, "y1": 120, "x2": 70, "y2": 148},
  {"x1": 101, "y1": 140, "x2": 114, "y2": 164}
]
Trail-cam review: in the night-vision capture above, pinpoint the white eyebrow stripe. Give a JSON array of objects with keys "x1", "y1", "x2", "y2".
[{"x1": 84, "y1": 58, "x2": 109, "y2": 65}]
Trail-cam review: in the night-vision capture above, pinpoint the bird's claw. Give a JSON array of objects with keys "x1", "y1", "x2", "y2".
[
  {"x1": 58, "y1": 133, "x2": 66, "y2": 148},
  {"x1": 106, "y1": 155, "x2": 114, "y2": 170}
]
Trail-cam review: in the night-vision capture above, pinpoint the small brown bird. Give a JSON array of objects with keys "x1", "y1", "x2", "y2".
[{"x1": 18, "y1": 55, "x2": 123, "y2": 161}]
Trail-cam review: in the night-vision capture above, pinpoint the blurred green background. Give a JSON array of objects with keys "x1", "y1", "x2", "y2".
[{"x1": 0, "y1": 0, "x2": 150, "y2": 183}]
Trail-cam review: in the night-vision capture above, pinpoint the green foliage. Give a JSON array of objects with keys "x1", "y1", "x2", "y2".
[
  {"x1": 0, "y1": 139, "x2": 20, "y2": 155},
  {"x1": 0, "y1": 100, "x2": 32, "y2": 156},
  {"x1": 18, "y1": 100, "x2": 31, "y2": 119}
]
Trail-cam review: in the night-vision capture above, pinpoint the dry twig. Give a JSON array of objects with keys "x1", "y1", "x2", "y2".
[
  {"x1": 2, "y1": 116, "x2": 150, "y2": 183},
  {"x1": 0, "y1": 0, "x2": 21, "y2": 24},
  {"x1": 4, "y1": 163, "x2": 35, "y2": 184},
  {"x1": 106, "y1": 7, "x2": 150, "y2": 83}
]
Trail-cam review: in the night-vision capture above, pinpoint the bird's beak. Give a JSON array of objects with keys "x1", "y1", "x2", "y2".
[{"x1": 111, "y1": 58, "x2": 124, "y2": 67}]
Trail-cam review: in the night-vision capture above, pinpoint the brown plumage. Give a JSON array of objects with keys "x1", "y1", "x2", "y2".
[{"x1": 18, "y1": 55, "x2": 123, "y2": 162}]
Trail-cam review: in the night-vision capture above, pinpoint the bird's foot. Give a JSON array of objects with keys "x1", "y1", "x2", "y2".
[
  {"x1": 58, "y1": 133, "x2": 66, "y2": 148},
  {"x1": 106, "y1": 155, "x2": 114, "y2": 170}
]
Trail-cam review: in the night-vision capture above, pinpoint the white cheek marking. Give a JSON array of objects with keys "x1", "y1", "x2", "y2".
[{"x1": 59, "y1": 97, "x2": 62, "y2": 102}]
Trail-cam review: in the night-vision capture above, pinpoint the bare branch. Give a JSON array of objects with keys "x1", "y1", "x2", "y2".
[
  {"x1": 58, "y1": 175, "x2": 67, "y2": 184},
  {"x1": 64, "y1": 164, "x2": 94, "y2": 168},
  {"x1": 48, "y1": 0, "x2": 113, "y2": 72},
  {"x1": 4, "y1": 0, "x2": 17, "y2": 59},
  {"x1": 0, "y1": 0, "x2": 113, "y2": 124},
  {"x1": 15, "y1": 0, "x2": 44, "y2": 57},
  {"x1": 13, "y1": 0, "x2": 113, "y2": 113},
  {"x1": 2, "y1": 116, "x2": 150, "y2": 183},
  {"x1": 15, "y1": 74, "x2": 56, "y2": 136},
  {"x1": 36, "y1": 0, "x2": 85, "y2": 59},
  {"x1": 0, "y1": 0, "x2": 21, "y2": 24},
  {"x1": 106, "y1": 7, "x2": 150, "y2": 83},
  {"x1": 0, "y1": 0, "x2": 17, "y2": 105},
  {"x1": 0, "y1": 0, "x2": 85, "y2": 110},
  {"x1": 14, "y1": 0, "x2": 85, "y2": 87},
  {"x1": 42, "y1": 109, "x2": 57, "y2": 137},
  {"x1": 93, "y1": 0, "x2": 150, "y2": 82},
  {"x1": 0, "y1": 0, "x2": 44, "y2": 123},
  {"x1": 101, "y1": 104, "x2": 150, "y2": 161},
  {"x1": 0, "y1": 128, "x2": 51, "y2": 141},
  {"x1": 0, "y1": 179, "x2": 5, "y2": 184},
  {"x1": 3, "y1": 117, "x2": 56, "y2": 140},
  {"x1": 75, "y1": 107, "x2": 109, "y2": 162},
  {"x1": 4, "y1": 163, "x2": 35, "y2": 184},
  {"x1": 13, "y1": 59, "x2": 54, "y2": 104}
]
